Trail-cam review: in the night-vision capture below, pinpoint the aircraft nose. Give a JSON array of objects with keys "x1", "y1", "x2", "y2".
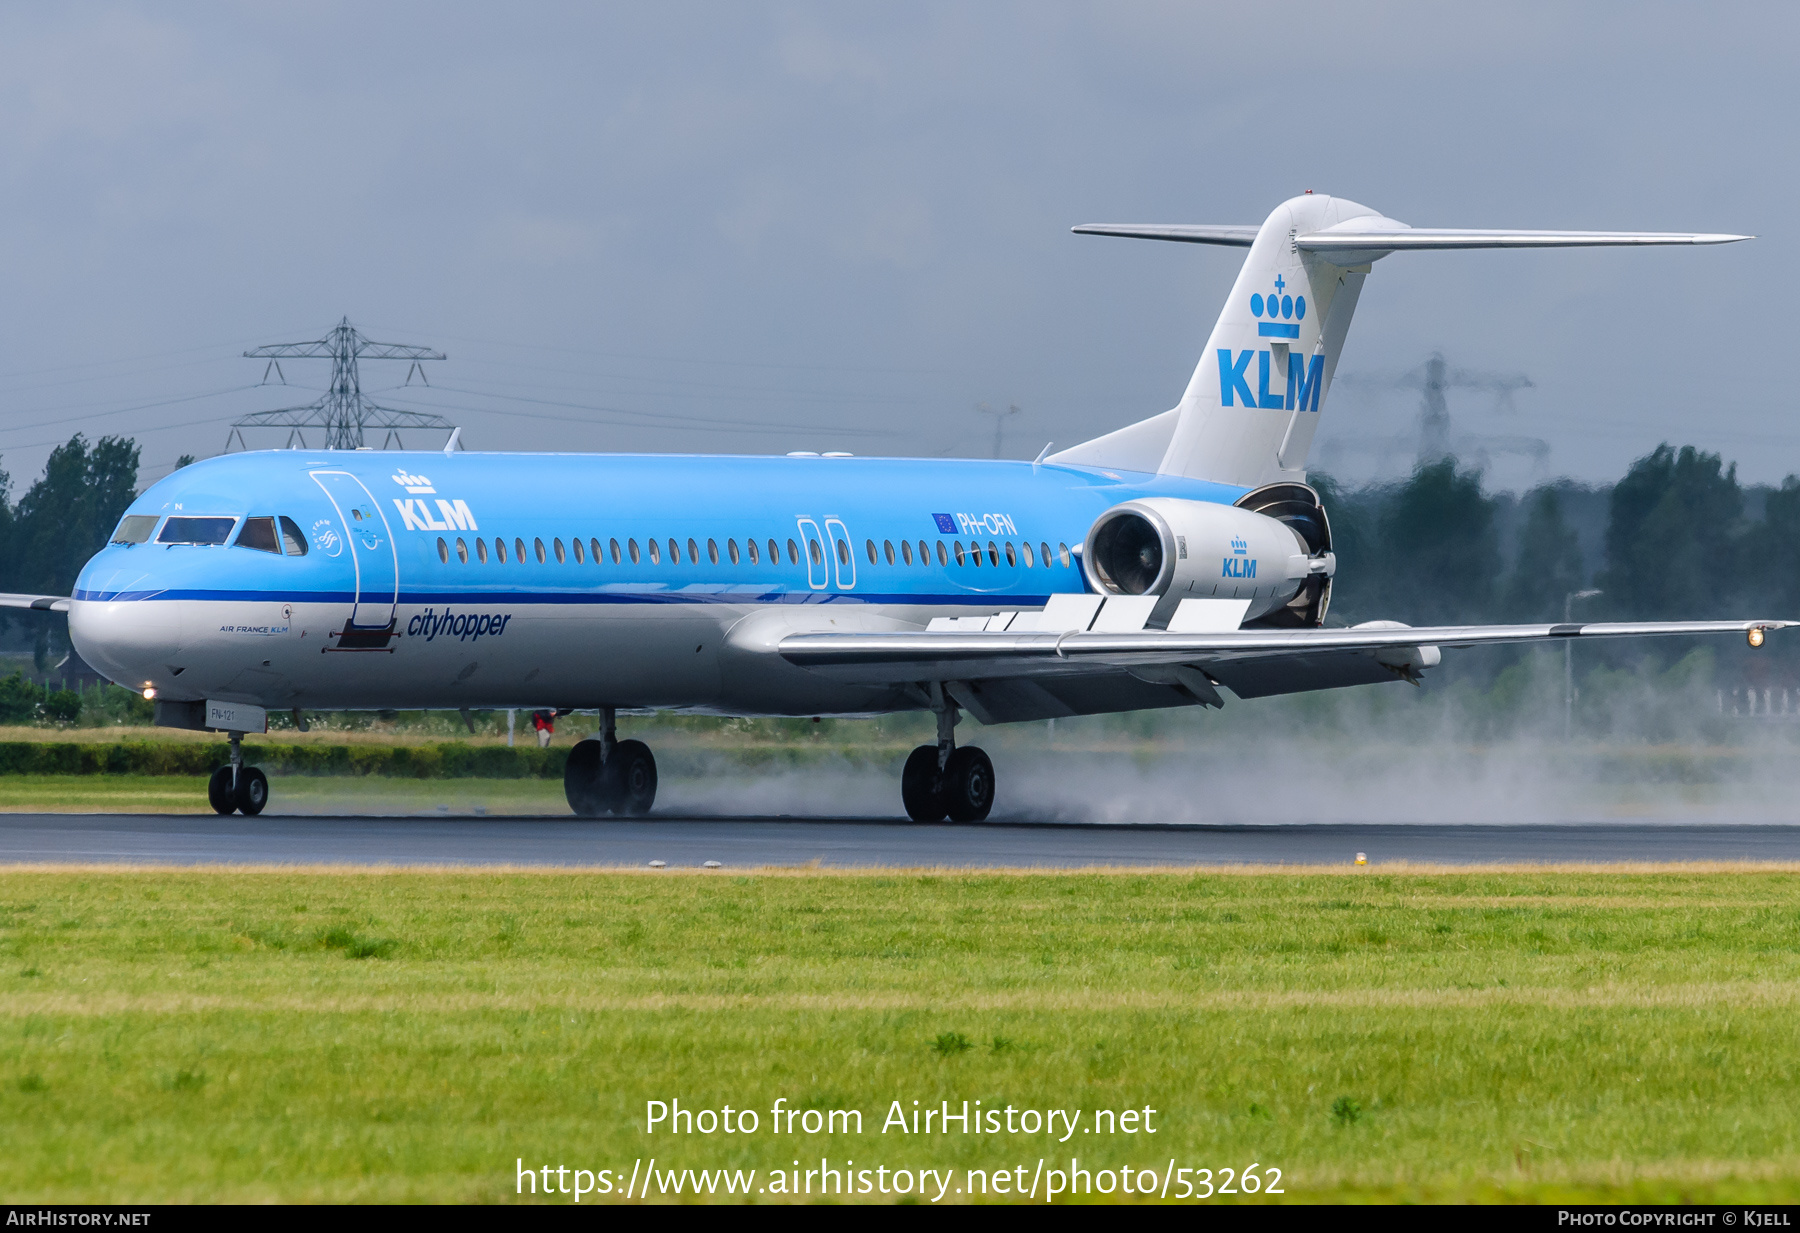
[{"x1": 68, "y1": 597, "x2": 187, "y2": 695}]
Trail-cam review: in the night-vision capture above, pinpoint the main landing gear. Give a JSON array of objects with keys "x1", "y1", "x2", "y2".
[
  {"x1": 208, "y1": 732, "x2": 268, "y2": 816},
  {"x1": 564, "y1": 708, "x2": 658, "y2": 818},
  {"x1": 901, "y1": 692, "x2": 994, "y2": 823}
]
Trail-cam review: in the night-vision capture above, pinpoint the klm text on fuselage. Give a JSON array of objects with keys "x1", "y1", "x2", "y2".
[{"x1": 1217, "y1": 349, "x2": 1324, "y2": 411}]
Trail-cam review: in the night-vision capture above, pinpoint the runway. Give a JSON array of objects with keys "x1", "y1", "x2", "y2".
[{"x1": 4, "y1": 812, "x2": 1800, "y2": 867}]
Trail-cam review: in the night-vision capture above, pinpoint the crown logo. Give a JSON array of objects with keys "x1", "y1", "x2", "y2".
[
  {"x1": 1250, "y1": 274, "x2": 1304, "y2": 339},
  {"x1": 1230, "y1": 536, "x2": 1248, "y2": 555},
  {"x1": 391, "y1": 470, "x2": 435, "y2": 494}
]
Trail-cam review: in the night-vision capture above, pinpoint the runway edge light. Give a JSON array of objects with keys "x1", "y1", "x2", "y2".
[
  {"x1": 1749, "y1": 627, "x2": 1766, "y2": 648},
  {"x1": 1355, "y1": 852, "x2": 1368, "y2": 866}
]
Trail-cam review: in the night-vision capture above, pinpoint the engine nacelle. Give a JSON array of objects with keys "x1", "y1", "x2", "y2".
[{"x1": 1082, "y1": 488, "x2": 1335, "y2": 628}]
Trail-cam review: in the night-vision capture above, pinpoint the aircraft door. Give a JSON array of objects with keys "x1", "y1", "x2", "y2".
[
  {"x1": 824, "y1": 517, "x2": 856, "y2": 589},
  {"x1": 310, "y1": 471, "x2": 399, "y2": 630},
  {"x1": 796, "y1": 518, "x2": 829, "y2": 590}
]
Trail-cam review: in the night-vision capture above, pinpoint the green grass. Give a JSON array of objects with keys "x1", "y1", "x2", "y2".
[
  {"x1": 3, "y1": 867, "x2": 1800, "y2": 1203},
  {"x1": 0, "y1": 775, "x2": 572, "y2": 813}
]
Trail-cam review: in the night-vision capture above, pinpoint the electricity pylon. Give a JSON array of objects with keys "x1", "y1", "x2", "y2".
[{"x1": 228, "y1": 318, "x2": 452, "y2": 451}]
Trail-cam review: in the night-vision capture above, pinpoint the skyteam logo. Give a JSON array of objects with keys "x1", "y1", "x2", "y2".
[{"x1": 1250, "y1": 274, "x2": 1305, "y2": 339}]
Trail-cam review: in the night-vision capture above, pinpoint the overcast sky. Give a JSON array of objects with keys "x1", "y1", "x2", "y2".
[{"x1": 0, "y1": 2, "x2": 1790, "y2": 491}]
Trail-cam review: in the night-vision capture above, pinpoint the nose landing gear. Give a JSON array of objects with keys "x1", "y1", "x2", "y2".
[
  {"x1": 207, "y1": 732, "x2": 268, "y2": 816},
  {"x1": 901, "y1": 690, "x2": 994, "y2": 823},
  {"x1": 564, "y1": 708, "x2": 658, "y2": 817}
]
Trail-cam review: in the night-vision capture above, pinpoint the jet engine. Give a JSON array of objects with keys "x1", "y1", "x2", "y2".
[{"x1": 1081, "y1": 483, "x2": 1336, "y2": 628}]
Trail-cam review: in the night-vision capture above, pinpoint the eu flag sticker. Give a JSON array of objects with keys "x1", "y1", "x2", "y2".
[{"x1": 932, "y1": 513, "x2": 956, "y2": 534}]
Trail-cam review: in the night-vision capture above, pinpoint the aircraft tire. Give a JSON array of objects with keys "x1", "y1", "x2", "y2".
[
  {"x1": 603, "y1": 739, "x2": 657, "y2": 816},
  {"x1": 941, "y1": 746, "x2": 994, "y2": 823},
  {"x1": 207, "y1": 766, "x2": 237, "y2": 815},
  {"x1": 900, "y1": 745, "x2": 947, "y2": 823},
  {"x1": 564, "y1": 739, "x2": 609, "y2": 817},
  {"x1": 234, "y1": 766, "x2": 269, "y2": 817}
]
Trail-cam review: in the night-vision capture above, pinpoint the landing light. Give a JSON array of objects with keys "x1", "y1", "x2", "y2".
[
  {"x1": 1749, "y1": 627, "x2": 1767, "y2": 648},
  {"x1": 142, "y1": 686, "x2": 156, "y2": 700}
]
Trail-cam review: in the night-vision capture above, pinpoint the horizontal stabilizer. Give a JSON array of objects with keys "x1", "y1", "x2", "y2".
[
  {"x1": 1297, "y1": 227, "x2": 1752, "y2": 252},
  {"x1": 1071, "y1": 223, "x2": 1258, "y2": 247}
]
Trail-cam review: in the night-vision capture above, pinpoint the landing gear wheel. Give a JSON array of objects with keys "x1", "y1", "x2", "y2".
[
  {"x1": 601, "y1": 739, "x2": 657, "y2": 816},
  {"x1": 234, "y1": 766, "x2": 269, "y2": 817},
  {"x1": 941, "y1": 746, "x2": 994, "y2": 823},
  {"x1": 207, "y1": 766, "x2": 237, "y2": 815},
  {"x1": 564, "y1": 739, "x2": 608, "y2": 817},
  {"x1": 901, "y1": 745, "x2": 947, "y2": 823}
]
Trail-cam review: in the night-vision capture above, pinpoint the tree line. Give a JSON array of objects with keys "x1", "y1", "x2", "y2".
[{"x1": 0, "y1": 430, "x2": 1791, "y2": 692}]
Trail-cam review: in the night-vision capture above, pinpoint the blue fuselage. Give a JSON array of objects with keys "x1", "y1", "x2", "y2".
[{"x1": 70, "y1": 450, "x2": 1246, "y2": 714}]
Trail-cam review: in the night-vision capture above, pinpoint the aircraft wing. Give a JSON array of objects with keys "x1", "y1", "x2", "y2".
[
  {"x1": 780, "y1": 618, "x2": 1789, "y2": 722},
  {"x1": 0, "y1": 594, "x2": 69, "y2": 613}
]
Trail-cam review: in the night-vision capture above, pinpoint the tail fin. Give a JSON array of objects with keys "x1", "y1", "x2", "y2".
[{"x1": 1050, "y1": 195, "x2": 1748, "y2": 489}]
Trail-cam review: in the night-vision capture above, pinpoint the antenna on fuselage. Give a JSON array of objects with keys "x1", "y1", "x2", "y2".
[{"x1": 227, "y1": 318, "x2": 457, "y2": 452}]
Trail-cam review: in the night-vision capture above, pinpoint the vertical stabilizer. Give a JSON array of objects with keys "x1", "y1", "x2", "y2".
[{"x1": 1156, "y1": 194, "x2": 1372, "y2": 487}]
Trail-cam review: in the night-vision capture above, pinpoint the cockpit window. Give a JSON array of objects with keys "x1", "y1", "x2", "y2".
[
  {"x1": 278, "y1": 516, "x2": 308, "y2": 556},
  {"x1": 158, "y1": 516, "x2": 237, "y2": 546},
  {"x1": 111, "y1": 515, "x2": 158, "y2": 544},
  {"x1": 234, "y1": 517, "x2": 280, "y2": 554}
]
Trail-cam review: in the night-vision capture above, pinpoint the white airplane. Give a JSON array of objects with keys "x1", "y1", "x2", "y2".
[{"x1": 24, "y1": 193, "x2": 1779, "y2": 821}]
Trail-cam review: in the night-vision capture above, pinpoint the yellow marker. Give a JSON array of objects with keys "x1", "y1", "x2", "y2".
[{"x1": 1354, "y1": 852, "x2": 1368, "y2": 866}]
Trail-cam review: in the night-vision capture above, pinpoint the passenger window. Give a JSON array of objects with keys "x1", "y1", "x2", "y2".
[
  {"x1": 667, "y1": 538, "x2": 680, "y2": 564},
  {"x1": 495, "y1": 538, "x2": 507, "y2": 563},
  {"x1": 706, "y1": 538, "x2": 719, "y2": 565},
  {"x1": 745, "y1": 538, "x2": 757, "y2": 564},
  {"x1": 158, "y1": 516, "x2": 236, "y2": 545},
  {"x1": 554, "y1": 538, "x2": 566, "y2": 564},
  {"x1": 1022, "y1": 542, "x2": 1035, "y2": 568},
  {"x1": 234, "y1": 517, "x2": 280, "y2": 554},
  {"x1": 111, "y1": 514, "x2": 158, "y2": 544},
  {"x1": 514, "y1": 537, "x2": 526, "y2": 563},
  {"x1": 610, "y1": 538, "x2": 622, "y2": 564},
  {"x1": 628, "y1": 539, "x2": 640, "y2": 564},
  {"x1": 477, "y1": 538, "x2": 488, "y2": 563},
  {"x1": 787, "y1": 539, "x2": 799, "y2": 565},
  {"x1": 836, "y1": 539, "x2": 849, "y2": 566},
  {"x1": 689, "y1": 537, "x2": 701, "y2": 564},
  {"x1": 935, "y1": 541, "x2": 948, "y2": 566},
  {"x1": 900, "y1": 541, "x2": 912, "y2": 566},
  {"x1": 572, "y1": 538, "x2": 583, "y2": 564},
  {"x1": 882, "y1": 540, "x2": 894, "y2": 565},
  {"x1": 1040, "y1": 541, "x2": 1052, "y2": 568},
  {"x1": 769, "y1": 539, "x2": 780, "y2": 564},
  {"x1": 987, "y1": 541, "x2": 999, "y2": 567},
  {"x1": 953, "y1": 541, "x2": 966, "y2": 566},
  {"x1": 279, "y1": 516, "x2": 309, "y2": 556},
  {"x1": 535, "y1": 538, "x2": 547, "y2": 564},
  {"x1": 456, "y1": 538, "x2": 469, "y2": 563},
  {"x1": 968, "y1": 541, "x2": 981, "y2": 567},
  {"x1": 1004, "y1": 542, "x2": 1016, "y2": 567},
  {"x1": 589, "y1": 538, "x2": 601, "y2": 564},
  {"x1": 437, "y1": 537, "x2": 449, "y2": 564},
  {"x1": 866, "y1": 539, "x2": 877, "y2": 565},
  {"x1": 727, "y1": 539, "x2": 739, "y2": 565},
  {"x1": 1058, "y1": 542, "x2": 1071, "y2": 567},
  {"x1": 648, "y1": 539, "x2": 661, "y2": 564},
  {"x1": 808, "y1": 539, "x2": 823, "y2": 565}
]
